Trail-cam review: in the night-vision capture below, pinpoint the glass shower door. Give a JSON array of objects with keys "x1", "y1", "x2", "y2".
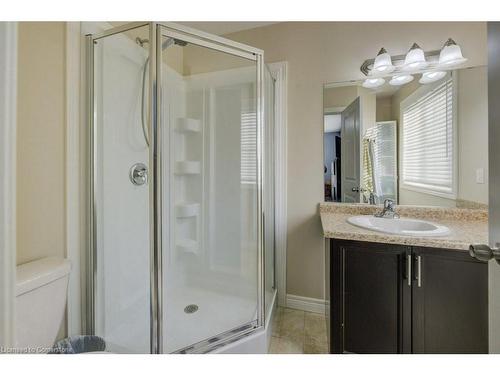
[
  {"x1": 91, "y1": 24, "x2": 152, "y2": 353},
  {"x1": 158, "y1": 27, "x2": 261, "y2": 353}
]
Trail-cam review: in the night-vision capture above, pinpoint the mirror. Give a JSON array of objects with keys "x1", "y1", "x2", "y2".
[{"x1": 323, "y1": 66, "x2": 488, "y2": 209}]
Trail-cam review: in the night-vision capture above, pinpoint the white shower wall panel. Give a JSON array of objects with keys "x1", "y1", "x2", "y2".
[{"x1": 94, "y1": 32, "x2": 150, "y2": 353}]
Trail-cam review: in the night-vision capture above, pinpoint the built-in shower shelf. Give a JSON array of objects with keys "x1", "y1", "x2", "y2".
[
  {"x1": 176, "y1": 202, "x2": 200, "y2": 218},
  {"x1": 176, "y1": 239, "x2": 199, "y2": 253},
  {"x1": 175, "y1": 161, "x2": 201, "y2": 175},
  {"x1": 176, "y1": 118, "x2": 201, "y2": 133}
]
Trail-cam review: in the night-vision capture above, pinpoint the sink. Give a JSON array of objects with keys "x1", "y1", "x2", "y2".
[{"x1": 347, "y1": 215, "x2": 450, "y2": 237}]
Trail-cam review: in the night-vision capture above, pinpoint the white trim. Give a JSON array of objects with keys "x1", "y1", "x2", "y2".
[
  {"x1": 0, "y1": 22, "x2": 17, "y2": 348},
  {"x1": 324, "y1": 106, "x2": 346, "y2": 115},
  {"x1": 268, "y1": 62, "x2": 288, "y2": 308},
  {"x1": 285, "y1": 294, "x2": 326, "y2": 315},
  {"x1": 324, "y1": 80, "x2": 359, "y2": 89},
  {"x1": 66, "y1": 22, "x2": 83, "y2": 336}
]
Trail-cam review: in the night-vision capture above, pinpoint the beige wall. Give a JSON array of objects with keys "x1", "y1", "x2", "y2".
[
  {"x1": 458, "y1": 66, "x2": 489, "y2": 205},
  {"x1": 225, "y1": 22, "x2": 487, "y2": 299},
  {"x1": 376, "y1": 97, "x2": 393, "y2": 122},
  {"x1": 17, "y1": 22, "x2": 66, "y2": 265},
  {"x1": 358, "y1": 86, "x2": 377, "y2": 133},
  {"x1": 390, "y1": 78, "x2": 420, "y2": 121},
  {"x1": 323, "y1": 85, "x2": 357, "y2": 110}
]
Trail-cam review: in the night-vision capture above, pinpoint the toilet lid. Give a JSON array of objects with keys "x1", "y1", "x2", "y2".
[{"x1": 16, "y1": 257, "x2": 71, "y2": 296}]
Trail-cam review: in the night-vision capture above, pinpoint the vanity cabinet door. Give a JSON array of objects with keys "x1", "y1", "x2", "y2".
[
  {"x1": 333, "y1": 240, "x2": 412, "y2": 354},
  {"x1": 412, "y1": 247, "x2": 488, "y2": 353}
]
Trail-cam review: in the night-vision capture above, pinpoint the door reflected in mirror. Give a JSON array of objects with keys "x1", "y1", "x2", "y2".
[{"x1": 323, "y1": 66, "x2": 488, "y2": 209}]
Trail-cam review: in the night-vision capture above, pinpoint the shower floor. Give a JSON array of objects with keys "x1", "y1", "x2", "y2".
[{"x1": 164, "y1": 286, "x2": 260, "y2": 353}]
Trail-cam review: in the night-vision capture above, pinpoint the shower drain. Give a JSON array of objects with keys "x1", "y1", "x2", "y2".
[{"x1": 184, "y1": 304, "x2": 199, "y2": 314}]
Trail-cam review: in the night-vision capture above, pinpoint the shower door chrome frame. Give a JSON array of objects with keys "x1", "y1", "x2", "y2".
[
  {"x1": 87, "y1": 21, "x2": 265, "y2": 354},
  {"x1": 86, "y1": 21, "x2": 161, "y2": 354},
  {"x1": 156, "y1": 22, "x2": 266, "y2": 353},
  {"x1": 149, "y1": 22, "x2": 162, "y2": 355}
]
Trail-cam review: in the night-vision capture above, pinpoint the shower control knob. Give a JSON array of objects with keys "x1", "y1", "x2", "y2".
[{"x1": 130, "y1": 163, "x2": 148, "y2": 186}]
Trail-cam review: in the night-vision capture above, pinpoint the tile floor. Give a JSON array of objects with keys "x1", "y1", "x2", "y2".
[{"x1": 268, "y1": 307, "x2": 328, "y2": 354}]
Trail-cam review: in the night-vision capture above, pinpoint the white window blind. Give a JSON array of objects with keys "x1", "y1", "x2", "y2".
[
  {"x1": 402, "y1": 78, "x2": 454, "y2": 196},
  {"x1": 241, "y1": 111, "x2": 257, "y2": 184}
]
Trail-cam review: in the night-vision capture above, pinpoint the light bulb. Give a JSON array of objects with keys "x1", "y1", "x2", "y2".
[
  {"x1": 419, "y1": 71, "x2": 447, "y2": 84},
  {"x1": 389, "y1": 74, "x2": 414, "y2": 86},
  {"x1": 362, "y1": 77, "x2": 385, "y2": 89}
]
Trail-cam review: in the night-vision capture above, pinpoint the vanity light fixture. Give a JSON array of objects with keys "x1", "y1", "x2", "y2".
[
  {"x1": 372, "y1": 48, "x2": 395, "y2": 73},
  {"x1": 419, "y1": 71, "x2": 447, "y2": 84},
  {"x1": 439, "y1": 38, "x2": 468, "y2": 67},
  {"x1": 389, "y1": 74, "x2": 414, "y2": 86},
  {"x1": 403, "y1": 43, "x2": 428, "y2": 71},
  {"x1": 359, "y1": 39, "x2": 467, "y2": 89},
  {"x1": 362, "y1": 77, "x2": 386, "y2": 88}
]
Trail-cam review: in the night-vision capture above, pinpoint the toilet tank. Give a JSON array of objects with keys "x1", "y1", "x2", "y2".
[{"x1": 15, "y1": 257, "x2": 71, "y2": 351}]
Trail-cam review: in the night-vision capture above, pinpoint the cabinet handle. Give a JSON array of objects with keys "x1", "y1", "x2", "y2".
[
  {"x1": 416, "y1": 255, "x2": 422, "y2": 288},
  {"x1": 407, "y1": 254, "x2": 412, "y2": 286}
]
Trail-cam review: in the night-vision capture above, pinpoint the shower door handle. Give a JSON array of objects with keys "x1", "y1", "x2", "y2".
[
  {"x1": 406, "y1": 254, "x2": 412, "y2": 286},
  {"x1": 416, "y1": 255, "x2": 422, "y2": 288}
]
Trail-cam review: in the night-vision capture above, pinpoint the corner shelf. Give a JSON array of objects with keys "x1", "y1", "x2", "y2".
[
  {"x1": 176, "y1": 239, "x2": 199, "y2": 253},
  {"x1": 175, "y1": 161, "x2": 201, "y2": 175},
  {"x1": 175, "y1": 202, "x2": 200, "y2": 218},
  {"x1": 176, "y1": 118, "x2": 201, "y2": 133}
]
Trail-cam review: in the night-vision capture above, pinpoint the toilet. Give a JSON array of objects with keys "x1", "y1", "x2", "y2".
[{"x1": 15, "y1": 257, "x2": 71, "y2": 353}]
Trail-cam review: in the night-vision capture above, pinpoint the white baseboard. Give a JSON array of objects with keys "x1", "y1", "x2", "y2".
[{"x1": 285, "y1": 294, "x2": 326, "y2": 314}]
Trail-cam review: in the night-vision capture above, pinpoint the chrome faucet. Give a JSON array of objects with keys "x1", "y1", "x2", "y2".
[
  {"x1": 375, "y1": 199, "x2": 400, "y2": 219},
  {"x1": 369, "y1": 192, "x2": 377, "y2": 205}
]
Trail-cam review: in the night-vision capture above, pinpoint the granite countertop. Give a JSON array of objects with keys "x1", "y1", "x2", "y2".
[{"x1": 319, "y1": 202, "x2": 488, "y2": 251}]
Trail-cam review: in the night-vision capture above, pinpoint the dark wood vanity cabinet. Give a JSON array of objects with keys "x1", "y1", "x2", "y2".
[
  {"x1": 327, "y1": 239, "x2": 488, "y2": 354},
  {"x1": 411, "y1": 247, "x2": 489, "y2": 353},
  {"x1": 341, "y1": 241, "x2": 411, "y2": 354}
]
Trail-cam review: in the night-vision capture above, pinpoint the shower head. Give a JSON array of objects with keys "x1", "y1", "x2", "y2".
[
  {"x1": 137, "y1": 35, "x2": 188, "y2": 148},
  {"x1": 161, "y1": 38, "x2": 188, "y2": 49},
  {"x1": 174, "y1": 39, "x2": 188, "y2": 47}
]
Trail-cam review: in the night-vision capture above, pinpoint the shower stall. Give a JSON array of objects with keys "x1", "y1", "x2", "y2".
[{"x1": 86, "y1": 22, "x2": 276, "y2": 353}]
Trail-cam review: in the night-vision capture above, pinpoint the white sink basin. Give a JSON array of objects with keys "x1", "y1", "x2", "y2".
[{"x1": 347, "y1": 215, "x2": 450, "y2": 237}]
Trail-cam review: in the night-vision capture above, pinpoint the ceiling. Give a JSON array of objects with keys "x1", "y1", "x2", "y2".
[{"x1": 178, "y1": 22, "x2": 278, "y2": 35}]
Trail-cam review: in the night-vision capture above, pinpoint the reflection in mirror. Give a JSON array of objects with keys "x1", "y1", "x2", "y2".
[{"x1": 323, "y1": 66, "x2": 488, "y2": 208}]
